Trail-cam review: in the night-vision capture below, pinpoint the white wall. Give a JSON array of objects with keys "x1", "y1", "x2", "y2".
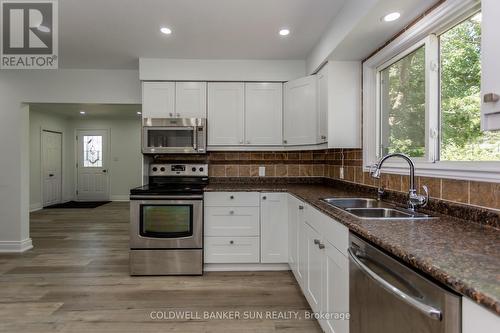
[
  {"x1": 29, "y1": 111, "x2": 74, "y2": 211},
  {"x1": 0, "y1": 69, "x2": 140, "y2": 252}
]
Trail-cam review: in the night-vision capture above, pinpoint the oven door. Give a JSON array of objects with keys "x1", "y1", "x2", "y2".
[
  {"x1": 142, "y1": 126, "x2": 198, "y2": 154},
  {"x1": 130, "y1": 197, "x2": 202, "y2": 249}
]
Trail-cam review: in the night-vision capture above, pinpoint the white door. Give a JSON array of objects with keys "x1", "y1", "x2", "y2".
[
  {"x1": 305, "y1": 222, "x2": 323, "y2": 312},
  {"x1": 175, "y1": 82, "x2": 207, "y2": 118},
  {"x1": 42, "y1": 130, "x2": 62, "y2": 207},
  {"x1": 245, "y1": 83, "x2": 283, "y2": 145},
  {"x1": 321, "y1": 241, "x2": 349, "y2": 333},
  {"x1": 317, "y1": 66, "x2": 328, "y2": 143},
  {"x1": 76, "y1": 130, "x2": 109, "y2": 201},
  {"x1": 142, "y1": 82, "x2": 176, "y2": 118},
  {"x1": 207, "y1": 82, "x2": 245, "y2": 145},
  {"x1": 260, "y1": 193, "x2": 288, "y2": 263},
  {"x1": 284, "y1": 75, "x2": 318, "y2": 145}
]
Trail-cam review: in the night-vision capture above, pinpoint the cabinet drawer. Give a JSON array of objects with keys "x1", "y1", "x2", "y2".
[
  {"x1": 204, "y1": 237, "x2": 260, "y2": 263},
  {"x1": 205, "y1": 192, "x2": 260, "y2": 207},
  {"x1": 322, "y1": 218, "x2": 348, "y2": 256},
  {"x1": 205, "y1": 207, "x2": 260, "y2": 236}
]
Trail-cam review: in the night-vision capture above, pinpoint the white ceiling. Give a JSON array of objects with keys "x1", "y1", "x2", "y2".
[
  {"x1": 331, "y1": 0, "x2": 438, "y2": 61},
  {"x1": 30, "y1": 103, "x2": 142, "y2": 119},
  {"x1": 58, "y1": 0, "x2": 346, "y2": 69}
]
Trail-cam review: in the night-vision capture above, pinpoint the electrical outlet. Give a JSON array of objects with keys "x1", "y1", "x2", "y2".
[
  {"x1": 258, "y1": 166, "x2": 266, "y2": 177},
  {"x1": 339, "y1": 167, "x2": 344, "y2": 179}
]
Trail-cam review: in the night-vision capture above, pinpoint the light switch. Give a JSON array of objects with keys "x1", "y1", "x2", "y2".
[{"x1": 258, "y1": 166, "x2": 265, "y2": 177}]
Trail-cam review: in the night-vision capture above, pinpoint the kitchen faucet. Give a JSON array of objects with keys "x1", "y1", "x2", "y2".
[{"x1": 370, "y1": 153, "x2": 429, "y2": 211}]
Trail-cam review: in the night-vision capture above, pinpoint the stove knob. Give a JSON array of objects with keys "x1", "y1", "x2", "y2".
[
  {"x1": 199, "y1": 167, "x2": 204, "y2": 172},
  {"x1": 160, "y1": 167, "x2": 165, "y2": 172},
  {"x1": 152, "y1": 167, "x2": 158, "y2": 172},
  {"x1": 192, "y1": 167, "x2": 197, "y2": 172}
]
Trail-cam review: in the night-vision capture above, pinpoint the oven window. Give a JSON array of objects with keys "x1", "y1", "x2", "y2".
[
  {"x1": 147, "y1": 129, "x2": 194, "y2": 148},
  {"x1": 140, "y1": 205, "x2": 193, "y2": 238}
]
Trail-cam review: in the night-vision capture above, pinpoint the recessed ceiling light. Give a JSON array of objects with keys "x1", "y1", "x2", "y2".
[
  {"x1": 279, "y1": 29, "x2": 290, "y2": 36},
  {"x1": 383, "y1": 12, "x2": 401, "y2": 22},
  {"x1": 79, "y1": 111, "x2": 86, "y2": 115},
  {"x1": 137, "y1": 111, "x2": 142, "y2": 115},
  {"x1": 160, "y1": 27, "x2": 172, "y2": 35}
]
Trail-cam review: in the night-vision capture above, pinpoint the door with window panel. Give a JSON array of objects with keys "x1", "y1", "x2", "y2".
[{"x1": 77, "y1": 129, "x2": 109, "y2": 201}]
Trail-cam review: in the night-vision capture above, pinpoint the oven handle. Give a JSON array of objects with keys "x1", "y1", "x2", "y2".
[
  {"x1": 348, "y1": 247, "x2": 442, "y2": 321},
  {"x1": 130, "y1": 195, "x2": 203, "y2": 200}
]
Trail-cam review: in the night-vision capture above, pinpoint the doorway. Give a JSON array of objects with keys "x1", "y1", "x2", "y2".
[
  {"x1": 42, "y1": 130, "x2": 63, "y2": 207},
  {"x1": 76, "y1": 129, "x2": 110, "y2": 201}
]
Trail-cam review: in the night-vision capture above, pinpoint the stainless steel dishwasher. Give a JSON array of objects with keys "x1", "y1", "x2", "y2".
[{"x1": 348, "y1": 233, "x2": 461, "y2": 333}]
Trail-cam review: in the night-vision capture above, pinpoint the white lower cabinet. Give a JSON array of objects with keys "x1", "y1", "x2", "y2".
[
  {"x1": 260, "y1": 193, "x2": 288, "y2": 263},
  {"x1": 289, "y1": 201, "x2": 349, "y2": 333},
  {"x1": 204, "y1": 237, "x2": 260, "y2": 263},
  {"x1": 462, "y1": 297, "x2": 500, "y2": 333}
]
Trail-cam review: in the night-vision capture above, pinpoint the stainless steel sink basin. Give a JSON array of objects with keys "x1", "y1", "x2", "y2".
[
  {"x1": 321, "y1": 197, "x2": 436, "y2": 220},
  {"x1": 345, "y1": 208, "x2": 432, "y2": 219},
  {"x1": 322, "y1": 198, "x2": 383, "y2": 208}
]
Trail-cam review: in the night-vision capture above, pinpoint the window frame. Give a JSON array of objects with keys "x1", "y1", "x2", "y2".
[{"x1": 363, "y1": 0, "x2": 500, "y2": 183}]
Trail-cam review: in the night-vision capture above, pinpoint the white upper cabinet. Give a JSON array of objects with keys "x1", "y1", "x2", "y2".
[
  {"x1": 208, "y1": 82, "x2": 245, "y2": 145},
  {"x1": 284, "y1": 75, "x2": 318, "y2": 145},
  {"x1": 245, "y1": 83, "x2": 283, "y2": 145},
  {"x1": 260, "y1": 193, "x2": 288, "y2": 263},
  {"x1": 142, "y1": 82, "x2": 175, "y2": 118},
  {"x1": 327, "y1": 61, "x2": 362, "y2": 148},
  {"x1": 481, "y1": 0, "x2": 500, "y2": 131},
  {"x1": 317, "y1": 67, "x2": 328, "y2": 143},
  {"x1": 175, "y1": 82, "x2": 207, "y2": 118}
]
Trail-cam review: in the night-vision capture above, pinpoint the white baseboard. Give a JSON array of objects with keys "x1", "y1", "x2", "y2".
[
  {"x1": 110, "y1": 195, "x2": 129, "y2": 201},
  {"x1": 204, "y1": 263, "x2": 290, "y2": 272},
  {"x1": 0, "y1": 238, "x2": 33, "y2": 253},
  {"x1": 30, "y1": 203, "x2": 43, "y2": 212}
]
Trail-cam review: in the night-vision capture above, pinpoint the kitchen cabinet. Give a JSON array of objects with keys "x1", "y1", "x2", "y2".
[
  {"x1": 208, "y1": 82, "x2": 245, "y2": 145},
  {"x1": 175, "y1": 82, "x2": 207, "y2": 118},
  {"x1": 284, "y1": 75, "x2": 318, "y2": 145},
  {"x1": 142, "y1": 82, "x2": 175, "y2": 118},
  {"x1": 304, "y1": 221, "x2": 323, "y2": 312},
  {"x1": 481, "y1": 0, "x2": 500, "y2": 131},
  {"x1": 463, "y1": 297, "x2": 500, "y2": 333},
  {"x1": 326, "y1": 61, "x2": 362, "y2": 148},
  {"x1": 317, "y1": 66, "x2": 328, "y2": 143},
  {"x1": 245, "y1": 83, "x2": 283, "y2": 145},
  {"x1": 260, "y1": 193, "x2": 288, "y2": 263},
  {"x1": 287, "y1": 195, "x2": 302, "y2": 275}
]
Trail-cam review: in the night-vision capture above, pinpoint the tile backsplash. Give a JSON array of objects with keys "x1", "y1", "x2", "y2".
[{"x1": 154, "y1": 148, "x2": 500, "y2": 212}]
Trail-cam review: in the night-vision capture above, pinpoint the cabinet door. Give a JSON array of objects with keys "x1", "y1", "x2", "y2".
[
  {"x1": 287, "y1": 195, "x2": 301, "y2": 271},
  {"x1": 208, "y1": 83, "x2": 245, "y2": 145},
  {"x1": 260, "y1": 193, "x2": 288, "y2": 263},
  {"x1": 284, "y1": 75, "x2": 318, "y2": 145},
  {"x1": 481, "y1": 0, "x2": 500, "y2": 130},
  {"x1": 175, "y1": 82, "x2": 207, "y2": 118},
  {"x1": 245, "y1": 83, "x2": 283, "y2": 145},
  {"x1": 142, "y1": 82, "x2": 175, "y2": 118},
  {"x1": 463, "y1": 297, "x2": 500, "y2": 333},
  {"x1": 317, "y1": 67, "x2": 328, "y2": 143},
  {"x1": 321, "y1": 241, "x2": 349, "y2": 333},
  {"x1": 304, "y1": 222, "x2": 323, "y2": 312},
  {"x1": 297, "y1": 211, "x2": 308, "y2": 289}
]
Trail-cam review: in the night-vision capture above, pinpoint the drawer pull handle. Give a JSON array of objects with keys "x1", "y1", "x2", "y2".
[
  {"x1": 229, "y1": 210, "x2": 235, "y2": 215},
  {"x1": 229, "y1": 240, "x2": 234, "y2": 245},
  {"x1": 230, "y1": 195, "x2": 234, "y2": 199},
  {"x1": 262, "y1": 196, "x2": 267, "y2": 200},
  {"x1": 314, "y1": 239, "x2": 321, "y2": 245},
  {"x1": 298, "y1": 205, "x2": 304, "y2": 210}
]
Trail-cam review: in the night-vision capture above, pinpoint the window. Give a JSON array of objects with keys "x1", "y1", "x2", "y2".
[
  {"x1": 380, "y1": 46, "x2": 426, "y2": 158},
  {"x1": 83, "y1": 135, "x2": 103, "y2": 167},
  {"x1": 364, "y1": 1, "x2": 499, "y2": 182},
  {"x1": 440, "y1": 13, "x2": 500, "y2": 161}
]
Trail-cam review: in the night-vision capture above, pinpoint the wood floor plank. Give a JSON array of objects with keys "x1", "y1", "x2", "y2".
[{"x1": 0, "y1": 202, "x2": 322, "y2": 332}]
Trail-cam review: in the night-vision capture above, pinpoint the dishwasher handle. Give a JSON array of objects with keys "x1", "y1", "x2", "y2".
[{"x1": 348, "y1": 247, "x2": 442, "y2": 321}]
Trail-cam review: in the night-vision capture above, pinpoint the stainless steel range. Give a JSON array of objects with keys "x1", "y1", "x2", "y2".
[{"x1": 129, "y1": 163, "x2": 208, "y2": 275}]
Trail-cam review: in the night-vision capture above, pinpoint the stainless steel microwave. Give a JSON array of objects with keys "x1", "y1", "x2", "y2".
[{"x1": 142, "y1": 118, "x2": 206, "y2": 154}]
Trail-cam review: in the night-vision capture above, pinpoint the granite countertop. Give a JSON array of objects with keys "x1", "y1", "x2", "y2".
[{"x1": 205, "y1": 180, "x2": 500, "y2": 316}]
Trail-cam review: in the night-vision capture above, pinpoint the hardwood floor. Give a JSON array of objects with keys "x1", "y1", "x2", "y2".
[{"x1": 0, "y1": 202, "x2": 321, "y2": 333}]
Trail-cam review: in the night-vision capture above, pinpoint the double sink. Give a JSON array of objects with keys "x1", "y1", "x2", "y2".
[{"x1": 322, "y1": 198, "x2": 435, "y2": 220}]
